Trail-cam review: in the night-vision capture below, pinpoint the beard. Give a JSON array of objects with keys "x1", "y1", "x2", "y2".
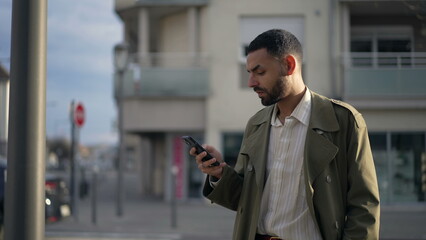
[{"x1": 254, "y1": 76, "x2": 286, "y2": 106}]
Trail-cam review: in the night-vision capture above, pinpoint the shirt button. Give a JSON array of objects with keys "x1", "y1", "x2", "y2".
[{"x1": 326, "y1": 175, "x2": 332, "y2": 183}]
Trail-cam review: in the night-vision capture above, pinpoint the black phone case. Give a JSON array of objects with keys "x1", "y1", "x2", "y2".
[{"x1": 181, "y1": 136, "x2": 219, "y2": 166}]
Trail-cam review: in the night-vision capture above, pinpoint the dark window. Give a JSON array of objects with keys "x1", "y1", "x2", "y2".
[
  {"x1": 223, "y1": 132, "x2": 244, "y2": 167},
  {"x1": 351, "y1": 40, "x2": 372, "y2": 52}
]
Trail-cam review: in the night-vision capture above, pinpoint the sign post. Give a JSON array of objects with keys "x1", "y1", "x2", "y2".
[{"x1": 70, "y1": 101, "x2": 85, "y2": 221}]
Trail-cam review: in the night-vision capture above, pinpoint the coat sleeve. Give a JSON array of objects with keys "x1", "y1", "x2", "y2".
[
  {"x1": 343, "y1": 112, "x2": 380, "y2": 240},
  {"x1": 202, "y1": 164, "x2": 244, "y2": 211},
  {"x1": 202, "y1": 127, "x2": 252, "y2": 211}
]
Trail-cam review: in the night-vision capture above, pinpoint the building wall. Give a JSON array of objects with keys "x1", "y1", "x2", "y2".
[
  {"x1": 123, "y1": 99, "x2": 206, "y2": 132},
  {"x1": 115, "y1": 0, "x2": 426, "y2": 203},
  {"x1": 363, "y1": 109, "x2": 426, "y2": 132},
  {"x1": 159, "y1": 10, "x2": 189, "y2": 53}
]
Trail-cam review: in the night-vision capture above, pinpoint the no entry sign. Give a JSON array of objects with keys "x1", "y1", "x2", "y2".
[{"x1": 74, "y1": 102, "x2": 85, "y2": 128}]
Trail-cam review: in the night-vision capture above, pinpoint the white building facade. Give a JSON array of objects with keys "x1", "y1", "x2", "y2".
[{"x1": 114, "y1": 0, "x2": 426, "y2": 204}]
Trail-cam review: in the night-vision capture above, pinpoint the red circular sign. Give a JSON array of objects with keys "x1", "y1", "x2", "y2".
[{"x1": 74, "y1": 103, "x2": 85, "y2": 127}]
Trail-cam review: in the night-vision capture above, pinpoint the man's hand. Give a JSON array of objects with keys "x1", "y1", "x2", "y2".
[{"x1": 190, "y1": 144, "x2": 226, "y2": 179}]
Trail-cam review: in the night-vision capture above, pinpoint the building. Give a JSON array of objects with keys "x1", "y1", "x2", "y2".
[
  {"x1": 338, "y1": 1, "x2": 426, "y2": 204},
  {"x1": 0, "y1": 64, "x2": 9, "y2": 157},
  {"x1": 113, "y1": 0, "x2": 426, "y2": 204}
]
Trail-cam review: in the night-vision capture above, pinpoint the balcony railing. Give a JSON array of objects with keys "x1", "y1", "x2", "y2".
[
  {"x1": 114, "y1": 53, "x2": 210, "y2": 98},
  {"x1": 342, "y1": 52, "x2": 426, "y2": 98},
  {"x1": 115, "y1": 0, "x2": 209, "y2": 11}
]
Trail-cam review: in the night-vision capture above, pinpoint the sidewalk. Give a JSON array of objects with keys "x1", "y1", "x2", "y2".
[
  {"x1": 45, "y1": 198, "x2": 235, "y2": 240},
  {"x1": 44, "y1": 171, "x2": 426, "y2": 240},
  {"x1": 45, "y1": 170, "x2": 235, "y2": 240}
]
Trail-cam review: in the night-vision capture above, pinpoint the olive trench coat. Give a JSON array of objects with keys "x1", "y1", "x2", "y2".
[{"x1": 203, "y1": 91, "x2": 380, "y2": 240}]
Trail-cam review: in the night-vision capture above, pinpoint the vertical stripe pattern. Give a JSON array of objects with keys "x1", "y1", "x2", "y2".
[{"x1": 257, "y1": 89, "x2": 322, "y2": 240}]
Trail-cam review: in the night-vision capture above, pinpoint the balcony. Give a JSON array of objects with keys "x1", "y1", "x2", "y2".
[
  {"x1": 115, "y1": 0, "x2": 209, "y2": 11},
  {"x1": 114, "y1": 53, "x2": 209, "y2": 98},
  {"x1": 342, "y1": 52, "x2": 426, "y2": 100}
]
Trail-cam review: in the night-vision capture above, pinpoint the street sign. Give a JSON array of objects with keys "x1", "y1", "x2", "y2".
[{"x1": 74, "y1": 102, "x2": 85, "y2": 128}]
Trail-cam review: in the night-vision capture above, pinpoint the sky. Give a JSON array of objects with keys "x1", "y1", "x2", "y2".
[{"x1": 0, "y1": 0, "x2": 122, "y2": 145}]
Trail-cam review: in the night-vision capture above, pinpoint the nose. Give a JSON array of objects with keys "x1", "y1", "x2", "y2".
[{"x1": 248, "y1": 73, "x2": 258, "y2": 88}]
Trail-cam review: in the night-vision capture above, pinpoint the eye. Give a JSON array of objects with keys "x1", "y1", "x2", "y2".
[{"x1": 257, "y1": 71, "x2": 265, "y2": 76}]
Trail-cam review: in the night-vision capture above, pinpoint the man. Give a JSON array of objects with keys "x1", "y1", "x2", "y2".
[{"x1": 190, "y1": 29, "x2": 380, "y2": 240}]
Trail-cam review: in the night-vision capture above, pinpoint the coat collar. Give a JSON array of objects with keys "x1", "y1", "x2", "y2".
[
  {"x1": 248, "y1": 91, "x2": 340, "y2": 131},
  {"x1": 241, "y1": 91, "x2": 340, "y2": 188},
  {"x1": 309, "y1": 91, "x2": 339, "y2": 132}
]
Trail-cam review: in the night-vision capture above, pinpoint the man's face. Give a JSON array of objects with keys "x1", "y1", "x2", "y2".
[{"x1": 246, "y1": 48, "x2": 287, "y2": 106}]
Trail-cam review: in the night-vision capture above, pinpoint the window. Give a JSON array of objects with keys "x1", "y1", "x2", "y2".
[
  {"x1": 222, "y1": 132, "x2": 244, "y2": 167},
  {"x1": 369, "y1": 132, "x2": 426, "y2": 203},
  {"x1": 350, "y1": 26, "x2": 414, "y2": 67}
]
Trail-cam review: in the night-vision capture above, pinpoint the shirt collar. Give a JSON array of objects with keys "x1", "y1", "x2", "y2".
[{"x1": 271, "y1": 88, "x2": 312, "y2": 127}]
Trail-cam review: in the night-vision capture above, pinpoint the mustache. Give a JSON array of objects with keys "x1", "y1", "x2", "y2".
[{"x1": 253, "y1": 87, "x2": 267, "y2": 93}]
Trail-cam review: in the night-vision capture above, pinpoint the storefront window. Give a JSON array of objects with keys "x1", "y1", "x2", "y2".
[
  {"x1": 370, "y1": 132, "x2": 426, "y2": 203},
  {"x1": 391, "y1": 133, "x2": 425, "y2": 202},
  {"x1": 369, "y1": 133, "x2": 389, "y2": 202}
]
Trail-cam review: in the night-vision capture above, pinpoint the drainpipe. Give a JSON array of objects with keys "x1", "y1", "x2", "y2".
[{"x1": 329, "y1": 0, "x2": 337, "y2": 98}]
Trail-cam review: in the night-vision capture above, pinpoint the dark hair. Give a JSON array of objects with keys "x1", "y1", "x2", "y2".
[{"x1": 247, "y1": 29, "x2": 303, "y2": 63}]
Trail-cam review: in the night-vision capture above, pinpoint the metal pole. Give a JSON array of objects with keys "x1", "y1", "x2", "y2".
[
  {"x1": 69, "y1": 100, "x2": 78, "y2": 221},
  {"x1": 5, "y1": 0, "x2": 47, "y2": 239},
  {"x1": 171, "y1": 166, "x2": 178, "y2": 228},
  {"x1": 116, "y1": 70, "x2": 125, "y2": 217},
  {"x1": 91, "y1": 167, "x2": 98, "y2": 225}
]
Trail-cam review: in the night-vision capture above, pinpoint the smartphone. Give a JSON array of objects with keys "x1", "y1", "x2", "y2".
[{"x1": 181, "y1": 136, "x2": 220, "y2": 167}]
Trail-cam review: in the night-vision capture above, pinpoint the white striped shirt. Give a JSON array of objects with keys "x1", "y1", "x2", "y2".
[{"x1": 257, "y1": 89, "x2": 322, "y2": 240}]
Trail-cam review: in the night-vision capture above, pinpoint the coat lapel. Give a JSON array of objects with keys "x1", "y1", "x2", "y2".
[
  {"x1": 239, "y1": 92, "x2": 340, "y2": 196},
  {"x1": 240, "y1": 107, "x2": 273, "y2": 189},
  {"x1": 304, "y1": 92, "x2": 340, "y2": 218}
]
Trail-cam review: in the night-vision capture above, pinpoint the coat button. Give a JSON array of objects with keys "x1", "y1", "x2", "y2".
[
  {"x1": 247, "y1": 165, "x2": 253, "y2": 172},
  {"x1": 326, "y1": 175, "x2": 332, "y2": 183}
]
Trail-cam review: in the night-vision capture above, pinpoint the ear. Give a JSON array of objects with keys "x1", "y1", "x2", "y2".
[{"x1": 283, "y1": 55, "x2": 297, "y2": 75}]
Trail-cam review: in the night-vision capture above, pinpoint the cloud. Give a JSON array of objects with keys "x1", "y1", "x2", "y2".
[
  {"x1": 47, "y1": 0, "x2": 121, "y2": 75},
  {"x1": 45, "y1": 0, "x2": 121, "y2": 145},
  {"x1": 0, "y1": 0, "x2": 122, "y2": 145}
]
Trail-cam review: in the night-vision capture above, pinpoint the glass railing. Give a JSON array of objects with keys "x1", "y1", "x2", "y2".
[
  {"x1": 342, "y1": 52, "x2": 426, "y2": 98},
  {"x1": 114, "y1": 53, "x2": 210, "y2": 98}
]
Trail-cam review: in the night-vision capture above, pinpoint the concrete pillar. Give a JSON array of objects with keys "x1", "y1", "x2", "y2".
[
  {"x1": 341, "y1": 4, "x2": 350, "y2": 55},
  {"x1": 187, "y1": 7, "x2": 199, "y2": 66},
  {"x1": 138, "y1": 8, "x2": 150, "y2": 66},
  {"x1": 187, "y1": 7, "x2": 199, "y2": 53},
  {"x1": 340, "y1": 4, "x2": 350, "y2": 97}
]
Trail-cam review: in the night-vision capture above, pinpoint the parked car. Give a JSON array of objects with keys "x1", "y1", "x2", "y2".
[
  {"x1": 45, "y1": 173, "x2": 71, "y2": 223},
  {"x1": 0, "y1": 157, "x2": 71, "y2": 227}
]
